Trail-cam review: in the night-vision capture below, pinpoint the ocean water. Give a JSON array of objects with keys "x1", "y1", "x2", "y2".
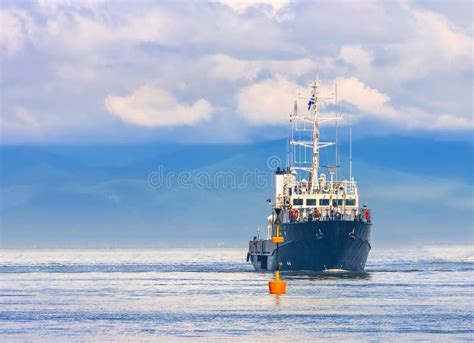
[{"x1": 0, "y1": 246, "x2": 473, "y2": 342}]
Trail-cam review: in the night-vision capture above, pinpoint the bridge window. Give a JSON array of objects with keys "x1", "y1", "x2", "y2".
[
  {"x1": 293, "y1": 198, "x2": 303, "y2": 206},
  {"x1": 346, "y1": 199, "x2": 356, "y2": 206},
  {"x1": 332, "y1": 199, "x2": 343, "y2": 207},
  {"x1": 319, "y1": 199, "x2": 329, "y2": 206},
  {"x1": 306, "y1": 199, "x2": 316, "y2": 206}
]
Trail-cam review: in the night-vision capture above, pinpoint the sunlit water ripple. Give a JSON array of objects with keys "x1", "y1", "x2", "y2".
[{"x1": 1, "y1": 246, "x2": 473, "y2": 341}]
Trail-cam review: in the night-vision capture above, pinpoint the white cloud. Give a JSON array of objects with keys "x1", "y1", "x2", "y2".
[
  {"x1": 12, "y1": 107, "x2": 41, "y2": 128},
  {"x1": 105, "y1": 86, "x2": 213, "y2": 127},
  {"x1": 330, "y1": 77, "x2": 390, "y2": 118},
  {"x1": 388, "y1": 8, "x2": 472, "y2": 82},
  {"x1": 0, "y1": 9, "x2": 36, "y2": 57},
  {"x1": 429, "y1": 113, "x2": 473, "y2": 131},
  {"x1": 328, "y1": 77, "x2": 473, "y2": 130},
  {"x1": 26, "y1": 2, "x2": 292, "y2": 59},
  {"x1": 236, "y1": 76, "x2": 394, "y2": 126},
  {"x1": 206, "y1": 55, "x2": 261, "y2": 81},
  {"x1": 237, "y1": 75, "x2": 305, "y2": 124},
  {"x1": 329, "y1": 7, "x2": 473, "y2": 86},
  {"x1": 0, "y1": 1, "x2": 472, "y2": 144},
  {"x1": 214, "y1": 0, "x2": 292, "y2": 16},
  {"x1": 238, "y1": 75, "x2": 473, "y2": 130},
  {"x1": 1, "y1": 106, "x2": 74, "y2": 143},
  {"x1": 204, "y1": 54, "x2": 315, "y2": 81},
  {"x1": 338, "y1": 45, "x2": 374, "y2": 77}
]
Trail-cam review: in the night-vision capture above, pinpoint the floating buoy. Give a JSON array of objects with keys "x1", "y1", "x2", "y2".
[
  {"x1": 269, "y1": 208, "x2": 286, "y2": 295},
  {"x1": 271, "y1": 236, "x2": 284, "y2": 243},
  {"x1": 269, "y1": 270, "x2": 286, "y2": 295}
]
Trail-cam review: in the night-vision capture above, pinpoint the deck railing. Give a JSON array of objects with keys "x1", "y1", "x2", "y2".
[{"x1": 280, "y1": 208, "x2": 371, "y2": 224}]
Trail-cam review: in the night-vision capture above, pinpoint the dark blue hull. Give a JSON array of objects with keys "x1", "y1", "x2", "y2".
[{"x1": 248, "y1": 220, "x2": 372, "y2": 272}]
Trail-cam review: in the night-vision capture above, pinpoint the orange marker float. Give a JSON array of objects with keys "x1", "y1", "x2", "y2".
[
  {"x1": 269, "y1": 270, "x2": 286, "y2": 294},
  {"x1": 269, "y1": 208, "x2": 286, "y2": 295}
]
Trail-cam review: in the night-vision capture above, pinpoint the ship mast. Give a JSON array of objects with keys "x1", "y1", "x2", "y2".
[
  {"x1": 289, "y1": 77, "x2": 338, "y2": 193},
  {"x1": 309, "y1": 79, "x2": 320, "y2": 191}
]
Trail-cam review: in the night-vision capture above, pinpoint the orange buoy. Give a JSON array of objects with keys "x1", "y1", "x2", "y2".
[
  {"x1": 269, "y1": 270, "x2": 286, "y2": 295},
  {"x1": 269, "y1": 209, "x2": 287, "y2": 294},
  {"x1": 271, "y1": 236, "x2": 284, "y2": 243}
]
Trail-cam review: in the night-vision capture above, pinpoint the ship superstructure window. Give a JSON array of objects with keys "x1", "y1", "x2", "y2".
[
  {"x1": 319, "y1": 199, "x2": 329, "y2": 206},
  {"x1": 293, "y1": 199, "x2": 303, "y2": 206},
  {"x1": 346, "y1": 199, "x2": 356, "y2": 206},
  {"x1": 332, "y1": 199, "x2": 343, "y2": 207},
  {"x1": 306, "y1": 199, "x2": 316, "y2": 206}
]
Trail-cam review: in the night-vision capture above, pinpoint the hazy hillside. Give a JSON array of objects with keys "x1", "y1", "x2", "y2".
[{"x1": 1, "y1": 136, "x2": 472, "y2": 247}]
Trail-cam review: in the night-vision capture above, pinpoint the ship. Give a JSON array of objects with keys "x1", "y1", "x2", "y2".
[{"x1": 247, "y1": 78, "x2": 372, "y2": 272}]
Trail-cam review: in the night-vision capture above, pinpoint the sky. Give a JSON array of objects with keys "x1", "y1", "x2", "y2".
[
  {"x1": 0, "y1": 0, "x2": 473, "y2": 247},
  {"x1": 1, "y1": 0, "x2": 473, "y2": 144}
]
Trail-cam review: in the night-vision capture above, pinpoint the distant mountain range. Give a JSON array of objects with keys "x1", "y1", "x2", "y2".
[{"x1": 1, "y1": 135, "x2": 472, "y2": 247}]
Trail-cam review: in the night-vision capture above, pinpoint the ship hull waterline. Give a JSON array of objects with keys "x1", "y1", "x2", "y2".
[{"x1": 248, "y1": 219, "x2": 372, "y2": 272}]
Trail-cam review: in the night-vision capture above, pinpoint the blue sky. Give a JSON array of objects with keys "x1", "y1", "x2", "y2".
[{"x1": 0, "y1": 1, "x2": 473, "y2": 247}]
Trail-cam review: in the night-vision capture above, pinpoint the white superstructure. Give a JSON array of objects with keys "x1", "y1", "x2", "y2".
[{"x1": 276, "y1": 79, "x2": 360, "y2": 222}]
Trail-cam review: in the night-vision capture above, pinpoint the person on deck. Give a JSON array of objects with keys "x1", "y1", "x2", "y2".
[{"x1": 365, "y1": 208, "x2": 371, "y2": 223}]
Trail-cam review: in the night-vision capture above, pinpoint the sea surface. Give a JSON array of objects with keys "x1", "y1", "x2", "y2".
[{"x1": 0, "y1": 246, "x2": 473, "y2": 342}]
